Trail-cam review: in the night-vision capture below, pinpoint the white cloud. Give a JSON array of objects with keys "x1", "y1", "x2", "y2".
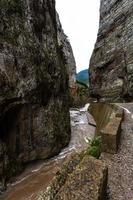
[{"x1": 56, "y1": 0, "x2": 100, "y2": 72}]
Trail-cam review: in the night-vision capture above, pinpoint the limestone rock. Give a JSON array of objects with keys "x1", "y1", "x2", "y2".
[
  {"x1": 0, "y1": 0, "x2": 71, "y2": 184},
  {"x1": 89, "y1": 0, "x2": 133, "y2": 102},
  {"x1": 41, "y1": 154, "x2": 108, "y2": 200},
  {"x1": 57, "y1": 156, "x2": 108, "y2": 200}
]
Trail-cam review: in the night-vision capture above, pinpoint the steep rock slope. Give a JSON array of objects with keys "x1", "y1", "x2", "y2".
[
  {"x1": 89, "y1": 0, "x2": 133, "y2": 102},
  {"x1": 0, "y1": 0, "x2": 71, "y2": 188}
]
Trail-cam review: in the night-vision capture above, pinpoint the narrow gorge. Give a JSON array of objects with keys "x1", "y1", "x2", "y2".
[{"x1": 1, "y1": 0, "x2": 133, "y2": 200}]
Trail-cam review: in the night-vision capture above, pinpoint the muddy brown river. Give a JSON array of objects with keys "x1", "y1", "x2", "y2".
[{"x1": 0, "y1": 104, "x2": 95, "y2": 200}]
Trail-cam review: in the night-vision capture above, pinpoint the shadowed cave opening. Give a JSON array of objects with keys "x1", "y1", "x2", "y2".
[{"x1": 0, "y1": 105, "x2": 22, "y2": 143}]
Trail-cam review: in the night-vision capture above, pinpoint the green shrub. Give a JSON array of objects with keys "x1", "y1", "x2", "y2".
[
  {"x1": 86, "y1": 136, "x2": 102, "y2": 159},
  {"x1": 90, "y1": 136, "x2": 102, "y2": 147}
]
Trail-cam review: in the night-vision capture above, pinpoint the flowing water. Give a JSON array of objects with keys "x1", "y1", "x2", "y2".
[
  {"x1": 0, "y1": 104, "x2": 95, "y2": 200},
  {"x1": 1, "y1": 103, "x2": 133, "y2": 200}
]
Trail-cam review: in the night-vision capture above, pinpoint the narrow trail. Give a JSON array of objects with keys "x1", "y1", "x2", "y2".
[
  {"x1": 101, "y1": 103, "x2": 133, "y2": 200},
  {"x1": 0, "y1": 105, "x2": 95, "y2": 200}
]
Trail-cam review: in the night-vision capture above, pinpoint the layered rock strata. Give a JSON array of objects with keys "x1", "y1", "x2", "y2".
[
  {"x1": 89, "y1": 0, "x2": 133, "y2": 102},
  {"x1": 0, "y1": 0, "x2": 71, "y2": 189}
]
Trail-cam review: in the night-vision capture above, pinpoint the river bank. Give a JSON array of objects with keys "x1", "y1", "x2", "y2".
[
  {"x1": 1, "y1": 103, "x2": 133, "y2": 200},
  {"x1": 0, "y1": 105, "x2": 95, "y2": 200}
]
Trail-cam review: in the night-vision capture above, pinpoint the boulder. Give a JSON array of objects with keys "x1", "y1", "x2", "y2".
[
  {"x1": 40, "y1": 154, "x2": 108, "y2": 200},
  {"x1": 89, "y1": 103, "x2": 124, "y2": 153}
]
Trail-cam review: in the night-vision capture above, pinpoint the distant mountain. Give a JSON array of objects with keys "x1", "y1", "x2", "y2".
[{"x1": 76, "y1": 69, "x2": 89, "y2": 86}]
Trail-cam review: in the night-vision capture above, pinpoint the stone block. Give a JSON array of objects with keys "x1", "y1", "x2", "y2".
[
  {"x1": 41, "y1": 155, "x2": 108, "y2": 200},
  {"x1": 101, "y1": 117, "x2": 122, "y2": 153}
]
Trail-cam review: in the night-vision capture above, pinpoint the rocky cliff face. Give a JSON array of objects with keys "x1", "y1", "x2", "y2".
[
  {"x1": 89, "y1": 0, "x2": 133, "y2": 102},
  {"x1": 0, "y1": 0, "x2": 71, "y2": 189},
  {"x1": 56, "y1": 13, "x2": 76, "y2": 89}
]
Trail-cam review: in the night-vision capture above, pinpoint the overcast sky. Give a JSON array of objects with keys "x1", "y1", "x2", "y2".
[{"x1": 56, "y1": 0, "x2": 100, "y2": 72}]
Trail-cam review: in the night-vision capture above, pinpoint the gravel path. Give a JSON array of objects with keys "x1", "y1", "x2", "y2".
[{"x1": 101, "y1": 103, "x2": 133, "y2": 200}]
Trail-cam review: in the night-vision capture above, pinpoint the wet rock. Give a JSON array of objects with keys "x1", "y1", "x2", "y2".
[
  {"x1": 89, "y1": 0, "x2": 133, "y2": 102},
  {"x1": 40, "y1": 154, "x2": 108, "y2": 200},
  {"x1": 0, "y1": 0, "x2": 71, "y2": 186}
]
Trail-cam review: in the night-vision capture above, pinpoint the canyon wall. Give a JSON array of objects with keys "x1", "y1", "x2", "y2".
[
  {"x1": 0, "y1": 0, "x2": 72, "y2": 188},
  {"x1": 89, "y1": 0, "x2": 133, "y2": 102}
]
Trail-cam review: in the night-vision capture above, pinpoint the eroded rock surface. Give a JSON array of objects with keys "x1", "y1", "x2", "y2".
[
  {"x1": 0, "y1": 0, "x2": 71, "y2": 189},
  {"x1": 39, "y1": 154, "x2": 108, "y2": 200},
  {"x1": 89, "y1": 0, "x2": 133, "y2": 102}
]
